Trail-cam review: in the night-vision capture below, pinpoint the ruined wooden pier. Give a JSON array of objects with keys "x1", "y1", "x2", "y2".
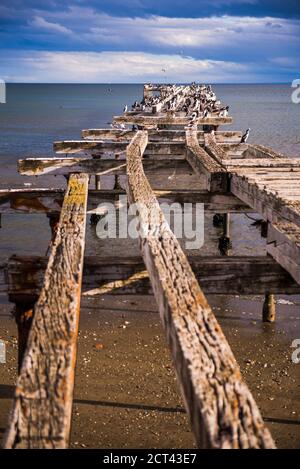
[{"x1": 1, "y1": 83, "x2": 300, "y2": 448}]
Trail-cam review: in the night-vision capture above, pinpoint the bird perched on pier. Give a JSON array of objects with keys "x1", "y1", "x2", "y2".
[
  {"x1": 219, "y1": 106, "x2": 229, "y2": 117},
  {"x1": 241, "y1": 128, "x2": 251, "y2": 143},
  {"x1": 187, "y1": 113, "x2": 198, "y2": 127},
  {"x1": 123, "y1": 105, "x2": 128, "y2": 113}
]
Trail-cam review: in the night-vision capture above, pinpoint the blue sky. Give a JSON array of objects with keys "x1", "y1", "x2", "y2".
[{"x1": 0, "y1": 0, "x2": 299, "y2": 82}]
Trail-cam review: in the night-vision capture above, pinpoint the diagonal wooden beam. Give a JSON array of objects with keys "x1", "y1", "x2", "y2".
[
  {"x1": 186, "y1": 130, "x2": 228, "y2": 192},
  {"x1": 126, "y1": 131, "x2": 275, "y2": 449},
  {"x1": 3, "y1": 173, "x2": 89, "y2": 449}
]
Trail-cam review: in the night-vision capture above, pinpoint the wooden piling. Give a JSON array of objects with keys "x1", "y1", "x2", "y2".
[{"x1": 262, "y1": 293, "x2": 276, "y2": 323}]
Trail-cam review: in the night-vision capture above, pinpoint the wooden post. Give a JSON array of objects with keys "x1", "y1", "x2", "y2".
[
  {"x1": 95, "y1": 175, "x2": 101, "y2": 190},
  {"x1": 218, "y1": 213, "x2": 232, "y2": 255},
  {"x1": 262, "y1": 293, "x2": 276, "y2": 322}
]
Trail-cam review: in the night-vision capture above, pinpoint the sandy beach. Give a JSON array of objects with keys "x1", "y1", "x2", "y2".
[{"x1": 1, "y1": 291, "x2": 299, "y2": 448}]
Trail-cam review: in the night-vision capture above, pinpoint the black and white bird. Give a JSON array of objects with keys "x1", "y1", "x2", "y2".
[
  {"x1": 123, "y1": 104, "x2": 128, "y2": 113},
  {"x1": 241, "y1": 128, "x2": 250, "y2": 143}
]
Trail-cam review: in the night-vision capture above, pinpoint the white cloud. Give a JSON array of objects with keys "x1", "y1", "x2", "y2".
[
  {"x1": 31, "y1": 16, "x2": 73, "y2": 35},
  {"x1": 0, "y1": 50, "x2": 251, "y2": 83},
  {"x1": 30, "y1": 8, "x2": 299, "y2": 52}
]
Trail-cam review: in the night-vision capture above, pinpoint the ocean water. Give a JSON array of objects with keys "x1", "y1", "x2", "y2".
[{"x1": 0, "y1": 83, "x2": 299, "y2": 162}]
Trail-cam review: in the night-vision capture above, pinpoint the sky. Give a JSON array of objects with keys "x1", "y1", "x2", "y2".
[{"x1": 0, "y1": 0, "x2": 299, "y2": 83}]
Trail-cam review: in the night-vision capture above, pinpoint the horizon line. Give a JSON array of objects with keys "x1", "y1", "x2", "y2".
[{"x1": 4, "y1": 82, "x2": 292, "y2": 85}]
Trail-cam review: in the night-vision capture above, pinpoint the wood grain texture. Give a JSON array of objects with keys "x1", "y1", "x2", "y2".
[
  {"x1": 3, "y1": 173, "x2": 89, "y2": 449},
  {"x1": 126, "y1": 131, "x2": 275, "y2": 449}
]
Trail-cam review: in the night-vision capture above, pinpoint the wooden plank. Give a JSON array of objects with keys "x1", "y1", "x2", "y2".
[
  {"x1": 114, "y1": 114, "x2": 233, "y2": 126},
  {"x1": 54, "y1": 140, "x2": 185, "y2": 156},
  {"x1": 82, "y1": 129, "x2": 242, "y2": 143},
  {"x1": 126, "y1": 131, "x2": 274, "y2": 449},
  {"x1": 246, "y1": 144, "x2": 285, "y2": 160},
  {"x1": 204, "y1": 132, "x2": 229, "y2": 163},
  {"x1": 230, "y1": 173, "x2": 300, "y2": 227},
  {"x1": 267, "y1": 221, "x2": 300, "y2": 285},
  {"x1": 5, "y1": 255, "x2": 300, "y2": 299},
  {"x1": 186, "y1": 130, "x2": 228, "y2": 192},
  {"x1": 18, "y1": 157, "x2": 189, "y2": 177},
  {"x1": 227, "y1": 158, "x2": 300, "y2": 168},
  {"x1": 3, "y1": 173, "x2": 89, "y2": 449},
  {"x1": 0, "y1": 188, "x2": 252, "y2": 214}
]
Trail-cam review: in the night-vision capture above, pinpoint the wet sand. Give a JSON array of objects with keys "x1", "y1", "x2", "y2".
[{"x1": 0, "y1": 292, "x2": 299, "y2": 449}]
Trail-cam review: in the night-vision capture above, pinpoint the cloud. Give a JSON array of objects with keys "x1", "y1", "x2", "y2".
[
  {"x1": 31, "y1": 16, "x2": 73, "y2": 35},
  {"x1": 24, "y1": 9, "x2": 300, "y2": 57},
  {"x1": 0, "y1": 50, "x2": 251, "y2": 83}
]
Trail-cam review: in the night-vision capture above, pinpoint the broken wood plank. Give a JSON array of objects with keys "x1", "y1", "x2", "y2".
[
  {"x1": 3, "y1": 173, "x2": 89, "y2": 449},
  {"x1": 126, "y1": 130, "x2": 275, "y2": 449}
]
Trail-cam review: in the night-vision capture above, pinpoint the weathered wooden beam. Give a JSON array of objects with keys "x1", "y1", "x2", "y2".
[
  {"x1": 126, "y1": 131, "x2": 274, "y2": 449},
  {"x1": 246, "y1": 145, "x2": 285, "y2": 160},
  {"x1": 82, "y1": 129, "x2": 242, "y2": 144},
  {"x1": 4, "y1": 173, "x2": 89, "y2": 449},
  {"x1": 18, "y1": 157, "x2": 189, "y2": 177},
  {"x1": 114, "y1": 114, "x2": 233, "y2": 126},
  {"x1": 267, "y1": 220, "x2": 300, "y2": 286},
  {"x1": 204, "y1": 132, "x2": 229, "y2": 163},
  {"x1": 226, "y1": 158, "x2": 300, "y2": 168},
  {"x1": 0, "y1": 188, "x2": 252, "y2": 214},
  {"x1": 186, "y1": 130, "x2": 228, "y2": 192},
  {"x1": 53, "y1": 140, "x2": 185, "y2": 156},
  {"x1": 4, "y1": 254, "x2": 300, "y2": 300},
  {"x1": 230, "y1": 173, "x2": 300, "y2": 227}
]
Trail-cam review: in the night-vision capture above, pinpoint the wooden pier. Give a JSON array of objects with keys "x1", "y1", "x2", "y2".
[{"x1": 1, "y1": 83, "x2": 300, "y2": 448}]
